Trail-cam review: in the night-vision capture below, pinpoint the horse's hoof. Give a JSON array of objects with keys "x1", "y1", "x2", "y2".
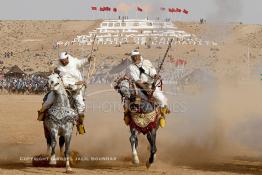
[
  {"x1": 65, "y1": 168, "x2": 74, "y2": 174},
  {"x1": 132, "y1": 154, "x2": 140, "y2": 165},
  {"x1": 146, "y1": 161, "x2": 151, "y2": 169}
]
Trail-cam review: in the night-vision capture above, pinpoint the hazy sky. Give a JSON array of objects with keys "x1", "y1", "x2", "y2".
[{"x1": 0, "y1": 0, "x2": 261, "y2": 24}]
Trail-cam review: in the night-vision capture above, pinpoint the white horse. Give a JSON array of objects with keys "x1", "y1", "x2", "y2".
[{"x1": 43, "y1": 73, "x2": 78, "y2": 173}]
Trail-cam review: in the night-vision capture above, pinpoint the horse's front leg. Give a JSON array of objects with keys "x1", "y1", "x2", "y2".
[
  {"x1": 43, "y1": 124, "x2": 51, "y2": 155},
  {"x1": 64, "y1": 125, "x2": 73, "y2": 173},
  {"x1": 146, "y1": 128, "x2": 157, "y2": 168},
  {"x1": 130, "y1": 127, "x2": 139, "y2": 164},
  {"x1": 49, "y1": 129, "x2": 58, "y2": 165}
]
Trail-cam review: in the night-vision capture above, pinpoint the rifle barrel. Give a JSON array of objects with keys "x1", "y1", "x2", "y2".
[{"x1": 157, "y1": 38, "x2": 173, "y2": 75}]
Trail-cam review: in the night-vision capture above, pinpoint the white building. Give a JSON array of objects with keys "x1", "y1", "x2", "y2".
[{"x1": 57, "y1": 19, "x2": 217, "y2": 46}]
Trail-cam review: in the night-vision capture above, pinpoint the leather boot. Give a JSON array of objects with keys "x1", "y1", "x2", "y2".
[
  {"x1": 159, "y1": 105, "x2": 170, "y2": 128},
  {"x1": 124, "y1": 112, "x2": 130, "y2": 125},
  {"x1": 77, "y1": 114, "x2": 86, "y2": 135}
]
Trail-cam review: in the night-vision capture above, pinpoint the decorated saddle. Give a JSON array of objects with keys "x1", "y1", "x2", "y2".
[
  {"x1": 47, "y1": 106, "x2": 78, "y2": 125},
  {"x1": 113, "y1": 76, "x2": 161, "y2": 134},
  {"x1": 129, "y1": 109, "x2": 159, "y2": 134}
]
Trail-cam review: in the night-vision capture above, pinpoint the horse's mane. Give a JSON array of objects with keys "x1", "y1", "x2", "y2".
[{"x1": 114, "y1": 76, "x2": 156, "y2": 113}]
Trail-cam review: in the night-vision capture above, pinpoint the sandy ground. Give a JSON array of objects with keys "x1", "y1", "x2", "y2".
[{"x1": 0, "y1": 83, "x2": 262, "y2": 174}]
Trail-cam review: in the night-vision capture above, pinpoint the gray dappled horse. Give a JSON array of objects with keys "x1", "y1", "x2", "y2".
[
  {"x1": 114, "y1": 76, "x2": 161, "y2": 168},
  {"x1": 44, "y1": 73, "x2": 78, "y2": 173}
]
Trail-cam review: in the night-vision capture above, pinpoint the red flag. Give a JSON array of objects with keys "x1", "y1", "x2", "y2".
[
  {"x1": 113, "y1": 8, "x2": 117, "y2": 12},
  {"x1": 91, "y1": 6, "x2": 97, "y2": 11},
  {"x1": 175, "y1": 59, "x2": 187, "y2": 66},
  {"x1": 170, "y1": 8, "x2": 176, "y2": 13},
  {"x1": 160, "y1": 7, "x2": 165, "y2": 11},
  {"x1": 183, "y1": 9, "x2": 189, "y2": 14},
  {"x1": 175, "y1": 8, "x2": 182, "y2": 13},
  {"x1": 104, "y1": 7, "x2": 110, "y2": 11},
  {"x1": 137, "y1": 6, "x2": 143, "y2": 12}
]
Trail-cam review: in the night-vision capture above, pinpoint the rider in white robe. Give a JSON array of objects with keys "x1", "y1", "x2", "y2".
[
  {"x1": 126, "y1": 50, "x2": 170, "y2": 127},
  {"x1": 40, "y1": 52, "x2": 89, "y2": 134}
]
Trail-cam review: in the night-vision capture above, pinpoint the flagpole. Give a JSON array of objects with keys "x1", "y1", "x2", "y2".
[{"x1": 248, "y1": 44, "x2": 250, "y2": 79}]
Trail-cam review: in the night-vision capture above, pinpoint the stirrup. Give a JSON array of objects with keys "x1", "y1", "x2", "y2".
[
  {"x1": 160, "y1": 106, "x2": 170, "y2": 116},
  {"x1": 77, "y1": 124, "x2": 86, "y2": 135},
  {"x1": 159, "y1": 117, "x2": 166, "y2": 128},
  {"x1": 124, "y1": 114, "x2": 130, "y2": 125}
]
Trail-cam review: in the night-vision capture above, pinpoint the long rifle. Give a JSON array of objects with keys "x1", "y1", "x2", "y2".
[
  {"x1": 81, "y1": 34, "x2": 97, "y2": 122},
  {"x1": 157, "y1": 38, "x2": 173, "y2": 75},
  {"x1": 151, "y1": 38, "x2": 173, "y2": 93},
  {"x1": 86, "y1": 34, "x2": 97, "y2": 80},
  {"x1": 89, "y1": 34, "x2": 97, "y2": 60}
]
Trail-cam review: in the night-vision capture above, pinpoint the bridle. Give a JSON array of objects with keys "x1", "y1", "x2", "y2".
[{"x1": 113, "y1": 75, "x2": 136, "y2": 100}]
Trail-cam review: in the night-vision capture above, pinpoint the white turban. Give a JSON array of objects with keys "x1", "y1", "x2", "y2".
[
  {"x1": 59, "y1": 52, "x2": 69, "y2": 60},
  {"x1": 131, "y1": 50, "x2": 140, "y2": 57}
]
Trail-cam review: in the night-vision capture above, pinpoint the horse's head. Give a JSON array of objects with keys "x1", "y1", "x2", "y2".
[
  {"x1": 114, "y1": 76, "x2": 156, "y2": 113},
  {"x1": 114, "y1": 76, "x2": 136, "y2": 99},
  {"x1": 48, "y1": 73, "x2": 63, "y2": 91},
  {"x1": 118, "y1": 79, "x2": 132, "y2": 98}
]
